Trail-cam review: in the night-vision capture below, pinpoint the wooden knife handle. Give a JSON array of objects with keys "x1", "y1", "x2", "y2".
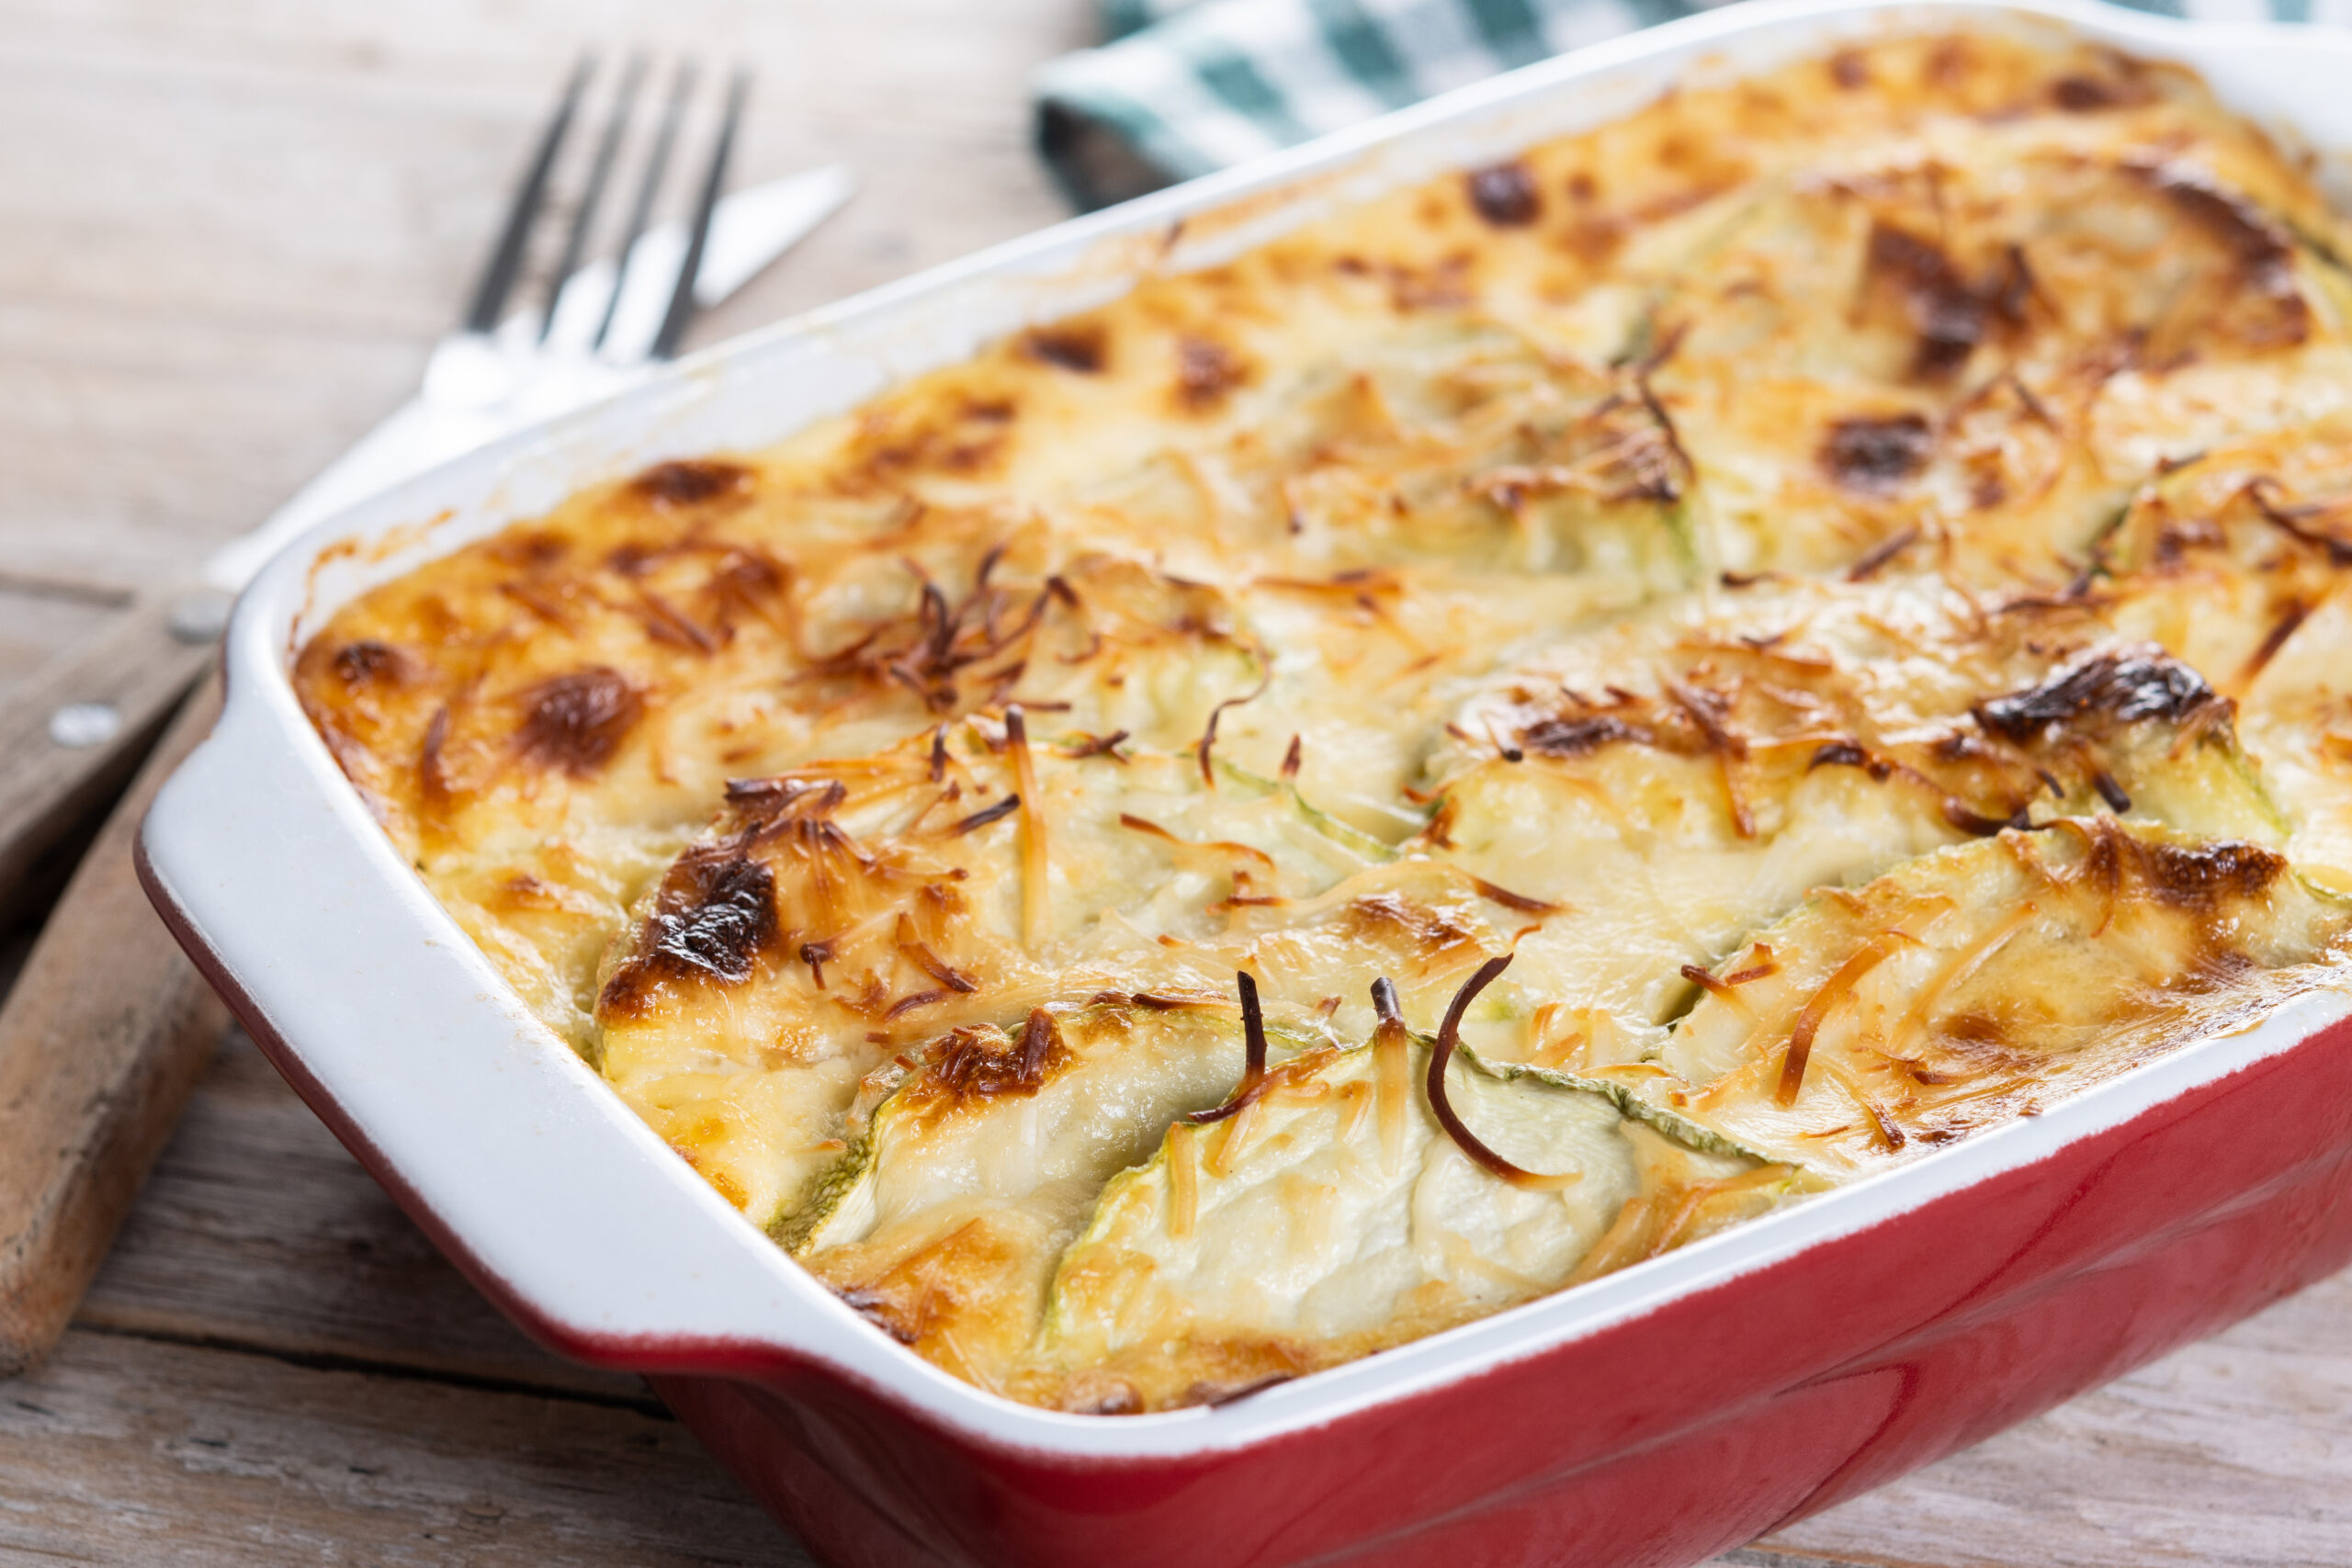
[
  {"x1": 0, "y1": 591, "x2": 222, "y2": 931},
  {"x1": 0, "y1": 673, "x2": 229, "y2": 1374}
]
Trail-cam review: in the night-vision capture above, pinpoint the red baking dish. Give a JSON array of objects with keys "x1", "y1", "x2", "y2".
[{"x1": 138, "y1": 2, "x2": 2352, "y2": 1562}]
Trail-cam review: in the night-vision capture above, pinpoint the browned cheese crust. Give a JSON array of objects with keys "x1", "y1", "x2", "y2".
[{"x1": 297, "y1": 32, "x2": 2352, "y2": 1412}]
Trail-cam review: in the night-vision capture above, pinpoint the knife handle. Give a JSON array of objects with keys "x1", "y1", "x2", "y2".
[
  {"x1": 0, "y1": 592, "x2": 220, "y2": 929},
  {"x1": 0, "y1": 674, "x2": 229, "y2": 1373}
]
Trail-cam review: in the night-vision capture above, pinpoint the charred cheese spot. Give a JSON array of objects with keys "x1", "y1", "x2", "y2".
[
  {"x1": 1860, "y1": 222, "x2": 2030, "y2": 383},
  {"x1": 1464, "y1": 161, "x2": 1542, "y2": 228},
  {"x1": 330, "y1": 639, "x2": 413, "y2": 688},
  {"x1": 632, "y1": 458, "x2": 754, "y2": 509},
  {"x1": 600, "y1": 848, "x2": 778, "y2": 1015},
  {"x1": 1171, "y1": 334, "x2": 1251, "y2": 412},
  {"x1": 491, "y1": 529, "x2": 571, "y2": 570},
  {"x1": 1821, "y1": 414, "x2": 1935, "y2": 494},
  {"x1": 1022, "y1": 323, "x2": 1109, "y2": 374},
  {"x1": 515, "y1": 668, "x2": 643, "y2": 777},
  {"x1": 927, "y1": 1009, "x2": 1066, "y2": 1100},
  {"x1": 1519, "y1": 713, "x2": 1648, "y2": 759},
  {"x1": 2131, "y1": 833, "x2": 2285, "y2": 908},
  {"x1": 1973, "y1": 648, "x2": 2228, "y2": 750},
  {"x1": 2052, "y1": 73, "x2": 2137, "y2": 112}
]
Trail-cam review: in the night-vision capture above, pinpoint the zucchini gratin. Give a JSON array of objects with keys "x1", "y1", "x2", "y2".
[{"x1": 299, "y1": 32, "x2": 2352, "y2": 1413}]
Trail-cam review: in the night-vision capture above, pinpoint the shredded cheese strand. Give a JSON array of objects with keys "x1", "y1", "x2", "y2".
[{"x1": 1005, "y1": 705, "x2": 1049, "y2": 949}]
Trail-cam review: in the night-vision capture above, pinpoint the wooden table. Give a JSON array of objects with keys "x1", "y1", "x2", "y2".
[{"x1": 2, "y1": 3, "x2": 2347, "y2": 1562}]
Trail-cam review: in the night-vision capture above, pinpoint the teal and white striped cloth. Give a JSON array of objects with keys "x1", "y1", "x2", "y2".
[{"x1": 1036, "y1": 0, "x2": 2335, "y2": 209}]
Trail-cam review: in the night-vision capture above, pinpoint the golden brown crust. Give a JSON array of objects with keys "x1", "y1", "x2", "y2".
[{"x1": 295, "y1": 30, "x2": 2352, "y2": 1411}]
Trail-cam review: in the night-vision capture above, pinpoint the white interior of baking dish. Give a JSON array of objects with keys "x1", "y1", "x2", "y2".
[{"x1": 143, "y1": 0, "x2": 2352, "y2": 1460}]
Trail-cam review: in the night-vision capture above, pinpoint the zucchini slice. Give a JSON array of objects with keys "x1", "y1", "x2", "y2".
[
  {"x1": 1038, "y1": 1027, "x2": 1792, "y2": 1413},
  {"x1": 788, "y1": 998, "x2": 1261, "y2": 1401},
  {"x1": 1413, "y1": 577, "x2": 2282, "y2": 1063},
  {"x1": 2102, "y1": 418, "x2": 2352, "y2": 888},
  {"x1": 592, "y1": 733, "x2": 1457, "y2": 1231},
  {"x1": 1660, "y1": 819, "x2": 2351, "y2": 1176},
  {"x1": 1651, "y1": 136, "x2": 2352, "y2": 583}
]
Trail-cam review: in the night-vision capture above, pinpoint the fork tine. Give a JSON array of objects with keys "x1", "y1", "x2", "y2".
[
  {"x1": 465, "y1": 54, "x2": 594, "y2": 334},
  {"x1": 650, "y1": 66, "x2": 753, "y2": 360},
  {"x1": 537, "y1": 51, "x2": 649, "y2": 343},
  {"x1": 592, "y1": 60, "x2": 697, "y2": 354}
]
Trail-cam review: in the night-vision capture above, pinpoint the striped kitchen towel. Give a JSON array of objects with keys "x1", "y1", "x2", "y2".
[{"x1": 1037, "y1": 0, "x2": 2335, "y2": 209}]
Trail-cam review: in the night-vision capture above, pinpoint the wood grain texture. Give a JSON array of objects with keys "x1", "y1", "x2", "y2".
[
  {"x1": 1746, "y1": 1271, "x2": 2352, "y2": 1567},
  {"x1": 0, "y1": 584, "x2": 119, "y2": 705},
  {"x1": 0, "y1": 0, "x2": 1086, "y2": 601},
  {"x1": 0, "y1": 1329, "x2": 803, "y2": 1567},
  {"x1": 1, "y1": 0, "x2": 2349, "y2": 1562},
  {"x1": 0, "y1": 675, "x2": 229, "y2": 1373}
]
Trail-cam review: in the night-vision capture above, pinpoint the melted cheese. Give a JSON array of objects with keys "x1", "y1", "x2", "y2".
[
  {"x1": 297, "y1": 32, "x2": 2352, "y2": 1412},
  {"x1": 1664, "y1": 819, "x2": 2344, "y2": 1176}
]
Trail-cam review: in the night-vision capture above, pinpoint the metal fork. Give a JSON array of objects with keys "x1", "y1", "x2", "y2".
[{"x1": 204, "y1": 55, "x2": 851, "y2": 592}]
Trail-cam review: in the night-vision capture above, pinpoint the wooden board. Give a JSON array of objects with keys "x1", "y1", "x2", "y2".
[
  {"x1": 0, "y1": 1328, "x2": 799, "y2": 1567},
  {"x1": 0, "y1": 675, "x2": 228, "y2": 1371},
  {"x1": 2, "y1": 0, "x2": 2348, "y2": 1562}
]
